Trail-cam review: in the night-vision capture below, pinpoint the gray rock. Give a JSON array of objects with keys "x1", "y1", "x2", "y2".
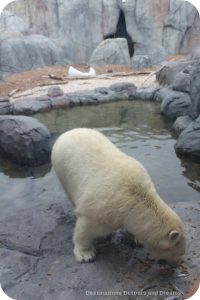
[
  {"x1": 90, "y1": 38, "x2": 131, "y2": 66},
  {"x1": 132, "y1": 46, "x2": 166, "y2": 69},
  {"x1": 0, "y1": 35, "x2": 63, "y2": 79},
  {"x1": 60, "y1": 1, "x2": 103, "y2": 63},
  {"x1": 156, "y1": 60, "x2": 194, "y2": 85},
  {"x1": 175, "y1": 116, "x2": 200, "y2": 162},
  {"x1": 0, "y1": 97, "x2": 11, "y2": 114},
  {"x1": 12, "y1": 96, "x2": 52, "y2": 115},
  {"x1": 0, "y1": 115, "x2": 51, "y2": 166},
  {"x1": 65, "y1": 83, "x2": 136, "y2": 106},
  {"x1": 0, "y1": 102, "x2": 11, "y2": 115},
  {"x1": 0, "y1": 97, "x2": 9, "y2": 102},
  {"x1": 109, "y1": 82, "x2": 136, "y2": 100},
  {"x1": 173, "y1": 115, "x2": 193, "y2": 136},
  {"x1": 94, "y1": 87, "x2": 110, "y2": 95},
  {"x1": 135, "y1": 87, "x2": 160, "y2": 101},
  {"x1": 173, "y1": 71, "x2": 191, "y2": 93},
  {"x1": 190, "y1": 62, "x2": 200, "y2": 117},
  {"x1": 189, "y1": 48, "x2": 200, "y2": 60},
  {"x1": 109, "y1": 82, "x2": 136, "y2": 93},
  {"x1": 132, "y1": 55, "x2": 152, "y2": 70},
  {"x1": 50, "y1": 95, "x2": 70, "y2": 109},
  {"x1": 66, "y1": 91, "x2": 97, "y2": 106},
  {"x1": 0, "y1": 10, "x2": 30, "y2": 39},
  {"x1": 153, "y1": 87, "x2": 172, "y2": 102},
  {"x1": 4, "y1": 0, "x2": 200, "y2": 66},
  {"x1": 102, "y1": 0, "x2": 119, "y2": 37},
  {"x1": 47, "y1": 86, "x2": 64, "y2": 98},
  {"x1": 160, "y1": 89, "x2": 191, "y2": 120},
  {"x1": 162, "y1": 0, "x2": 198, "y2": 55}
]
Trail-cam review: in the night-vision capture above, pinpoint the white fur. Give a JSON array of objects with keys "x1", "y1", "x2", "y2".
[{"x1": 51, "y1": 128, "x2": 185, "y2": 262}]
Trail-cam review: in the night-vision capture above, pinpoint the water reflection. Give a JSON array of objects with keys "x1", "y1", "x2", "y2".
[{"x1": 0, "y1": 101, "x2": 199, "y2": 203}]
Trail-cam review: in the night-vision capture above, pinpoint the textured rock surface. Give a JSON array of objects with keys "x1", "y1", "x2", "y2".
[
  {"x1": 0, "y1": 97, "x2": 11, "y2": 114},
  {"x1": 90, "y1": 38, "x2": 131, "y2": 66},
  {"x1": 162, "y1": 0, "x2": 199, "y2": 54},
  {"x1": 132, "y1": 46, "x2": 166, "y2": 69},
  {"x1": 173, "y1": 115, "x2": 193, "y2": 136},
  {"x1": 160, "y1": 89, "x2": 191, "y2": 120},
  {"x1": 12, "y1": 96, "x2": 52, "y2": 115},
  {"x1": 190, "y1": 62, "x2": 200, "y2": 118},
  {"x1": 173, "y1": 71, "x2": 191, "y2": 93},
  {"x1": 175, "y1": 116, "x2": 200, "y2": 161},
  {"x1": 0, "y1": 10, "x2": 30, "y2": 38},
  {"x1": 0, "y1": 35, "x2": 63, "y2": 79},
  {"x1": 6, "y1": 0, "x2": 200, "y2": 64},
  {"x1": 47, "y1": 86, "x2": 64, "y2": 98},
  {"x1": 156, "y1": 60, "x2": 194, "y2": 85},
  {"x1": 135, "y1": 87, "x2": 161, "y2": 101},
  {"x1": 0, "y1": 116, "x2": 51, "y2": 166}
]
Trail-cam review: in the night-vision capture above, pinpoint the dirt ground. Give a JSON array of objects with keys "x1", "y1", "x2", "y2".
[
  {"x1": 0, "y1": 55, "x2": 187, "y2": 99},
  {"x1": 0, "y1": 64, "x2": 145, "y2": 97}
]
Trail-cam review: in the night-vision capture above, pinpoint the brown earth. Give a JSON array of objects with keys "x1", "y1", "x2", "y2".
[
  {"x1": 0, "y1": 54, "x2": 186, "y2": 98},
  {"x1": 0, "y1": 64, "x2": 138, "y2": 97}
]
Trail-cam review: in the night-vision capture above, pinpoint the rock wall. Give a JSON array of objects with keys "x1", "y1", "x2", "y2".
[{"x1": 0, "y1": 0, "x2": 200, "y2": 69}]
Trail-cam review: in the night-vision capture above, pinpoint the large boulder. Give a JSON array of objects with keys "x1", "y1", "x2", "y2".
[
  {"x1": 132, "y1": 46, "x2": 166, "y2": 69},
  {"x1": 160, "y1": 89, "x2": 191, "y2": 120},
  {"x1": 0, "y1": 35, "x2": 62, "y2": 79},
  {"x1": 175, "y1": 116, "x2": 200, "y2": 162},
  {"x1": 0, "y1": 116, "x2": 51, "y2": 166},
  {"x1": 190, "y1": 62, "x2": 200, "y2": 118},
  {"x1": 156, "y1": 60, "x2": 194, "y2": 85},
  {"x1": 12, "y1": 96, "x2": 52, "y2": 115},
  {"x1": 173, "y1": 115, "x2": 193, "y2": 136},
  {"x1": 90, "y1": 38, "x2": 131, "y2": 66},
  {"x1": 172, "y1": 71, "x2": 191, "y2": 93}
]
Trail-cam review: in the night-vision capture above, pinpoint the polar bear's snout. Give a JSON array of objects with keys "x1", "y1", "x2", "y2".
[{"x1": 51, "y1": 128, "x2": 185, "y2": 263}]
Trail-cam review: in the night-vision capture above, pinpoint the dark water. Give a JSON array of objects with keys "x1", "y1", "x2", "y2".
[{"x1": 0, "y1": 101, "x2": 200, "y2": 208}]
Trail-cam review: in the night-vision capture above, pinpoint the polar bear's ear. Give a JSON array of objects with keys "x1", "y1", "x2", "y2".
[{"x1": 168, "y1": 230, "x2": 180, "y2": 241}]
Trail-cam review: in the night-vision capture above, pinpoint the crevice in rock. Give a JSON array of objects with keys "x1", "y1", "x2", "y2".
[
  {"x1": 104, "y1": 10, "x2": 134, "y2": 58},
  {"x1": 0, "y1": 239, "x2": 46, "y2": 257}
]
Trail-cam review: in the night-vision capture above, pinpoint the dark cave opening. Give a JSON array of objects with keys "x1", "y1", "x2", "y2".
[{"x1": 104, "y1": 10, "x2": 134, "y2": 58}]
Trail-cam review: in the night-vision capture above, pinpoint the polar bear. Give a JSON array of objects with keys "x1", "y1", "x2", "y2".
[{"x1": 51, "y1": 128, "x2": 185, "y2": 263}]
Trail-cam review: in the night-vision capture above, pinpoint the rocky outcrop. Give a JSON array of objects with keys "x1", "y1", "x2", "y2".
[
  {"x1": 6, "y1": 0, "x2": 200, "y2": 65},
  {"x1": 0, "y1": 10, "x2": 30, "y2": 38},
  {"x1": 0, "y1": 97, "x2": 11, "y2": 114},
  {"x1": 90, "y1": 38, "x2": 131, "y2": 66},
  {"x1": 173, "y1": 115, "x2": 193, "y2": 135},
  {"x1": 156, "y1": 59, "x2": 195, "y2": 85},
  {"x1": 175, "y1": 116, "x2": 200, "y2": 162},
  {"x1": 0, "y1": 35, "x2": 63, "y2": 79},
  {"x1": 156, "y1": 56, "x2": 200, "y2": 162},
  {"x1": 12, "y1": 96, "x2": 52, "y2": 115},
  {"x1": 132, "y1": 46, "x2": 167, "y2": 70},
  {"x1": 160, "y1": 89, "x2": 191, "y2": 120},
  {"x1": 190, "y1": 61, "x2": 200, "y2": 118},
  {"x1": 0, "y1": 116, "x2": 51, "y2": 166}
]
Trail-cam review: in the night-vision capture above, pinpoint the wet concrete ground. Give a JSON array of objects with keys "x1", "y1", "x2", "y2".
[{"x1": 0, "y1": 101, "x2": 199, "y2": 299}]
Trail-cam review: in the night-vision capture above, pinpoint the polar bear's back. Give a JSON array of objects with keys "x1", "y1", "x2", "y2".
[{"x1": 51, "y1": 128, "x2": 148, "y2": 206}]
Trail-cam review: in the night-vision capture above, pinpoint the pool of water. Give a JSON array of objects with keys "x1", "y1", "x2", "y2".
[{"x1": 1, "y1": 100, "x2": 199, "y2": 206}]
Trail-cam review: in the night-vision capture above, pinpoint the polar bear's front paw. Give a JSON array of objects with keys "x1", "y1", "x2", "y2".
[{"x1": 74, "y1": 246, "x2": 96, "y2": 263}]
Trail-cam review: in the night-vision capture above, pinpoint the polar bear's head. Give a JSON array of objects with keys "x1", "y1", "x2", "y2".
[{"x1": 144, "y1": 224, "x2": 185, "y2": 262}]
